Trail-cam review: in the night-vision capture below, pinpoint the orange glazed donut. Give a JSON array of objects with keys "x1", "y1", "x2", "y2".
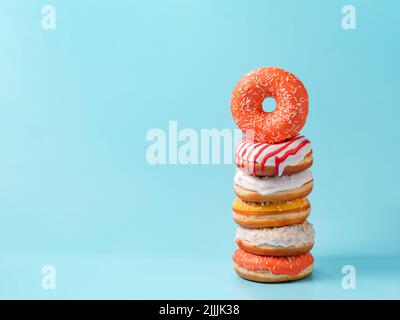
[
  {"x1": 231, "y1": 67, "x2": 309, "y2": 144},
  {"x1": 232, "y1": 248, "x2": 314, "y2": 283}
]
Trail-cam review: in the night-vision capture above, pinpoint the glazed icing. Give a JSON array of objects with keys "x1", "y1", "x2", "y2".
[
  {"x1": 235, "y1": 222, "x2": 315, "y2": 248},
  {"x1": 235, "y1": 135, "x2": 312, "y2": 176},
  {"x1": 234, "y1": 170, "x2": 313, "y2": 195},
  {"x1": 233, "y1": 249, "x2": 314, "y2": 275},
  {"x1": 232, "y1": 197, "x2": 309, "y2": 213}
]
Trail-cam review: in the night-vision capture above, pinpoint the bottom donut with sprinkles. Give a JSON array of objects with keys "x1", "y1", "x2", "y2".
[{"x1": 233, "y1": 249, "x2": 314, "y2": 282}]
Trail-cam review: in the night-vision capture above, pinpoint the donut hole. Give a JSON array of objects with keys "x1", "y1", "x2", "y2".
[{"x1": 262, "y1": 97, "x2": 277, "y2": 113}]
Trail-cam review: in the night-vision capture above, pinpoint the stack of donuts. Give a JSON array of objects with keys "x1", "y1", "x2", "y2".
[{"x1": 230, "y1": 67, "x2": 315, "y2": 283}]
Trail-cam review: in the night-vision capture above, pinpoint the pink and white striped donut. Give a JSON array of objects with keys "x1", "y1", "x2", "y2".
[{"x1": 235, "y1": 135, "x2": 313, "y2": 176}]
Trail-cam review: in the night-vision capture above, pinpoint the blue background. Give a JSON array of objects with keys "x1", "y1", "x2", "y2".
[{"x1": 1, "y1": 0, "x2": 399, "y2": 299}]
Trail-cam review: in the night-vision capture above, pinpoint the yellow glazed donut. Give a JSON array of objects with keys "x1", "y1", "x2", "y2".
[{"x1": 232, "y1": 197, "x2": 311, "y2": 228}]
